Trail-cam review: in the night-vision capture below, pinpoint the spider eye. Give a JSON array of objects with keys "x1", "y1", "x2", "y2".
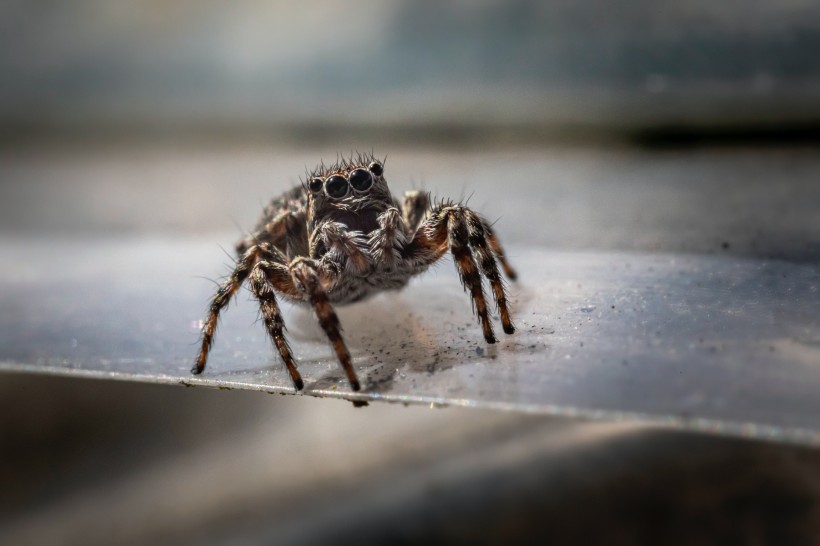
[
  {"x1": 324, "y1": 175, "x2": 349, "y2": 198},
  {"x1": 349, "y1": 169, "x2": 373, "y2": 192},
  {"x1": 308, "y1": 177, "x2": 323, "y2": 193},
  {"x1": 368, "y1": 161, "x2": 383, "y2": 177}
]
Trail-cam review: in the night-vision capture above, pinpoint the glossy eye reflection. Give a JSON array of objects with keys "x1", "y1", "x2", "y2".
[
  {"x1": 349, "y1": 169, "x2": 373, "y2": 192},
  {"x1": 324, "y1": 175, "x2": 349, "y2": 198},
  {"x1": 368, "y1": 161, "x2": 383, "y2": 176},
  {"x1": 308, "y1": 177, "x2": 323, "y2": 193}
]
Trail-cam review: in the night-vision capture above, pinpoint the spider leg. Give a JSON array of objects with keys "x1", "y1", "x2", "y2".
[
  {"x1": 407, "y1": 206, "x2": 496, "y2": 343},
  {"x1": 249, "y1": 260, "x2": 303, "y2": 390},
  {"x1": 481, "y1": 219, "x2": 517, "y2": 281},
  {"x1": 464, "y1": 210, "x2": 515, "y2": 335},
  {"x1": 290, "y1": 257, "x2": 361, "y2": 391},
  {"x1": 402, "y1": 204, "x2": 516, "y2": 343},
  {"x1": 193, "y1": 245, "x2": 262, "y2": 374},
  {"x1": 445, "y1": 208, "x2": 497, "y2": 343},
  {"x1": 194, "y1": 241, "x2": 301, "y2": 375}
]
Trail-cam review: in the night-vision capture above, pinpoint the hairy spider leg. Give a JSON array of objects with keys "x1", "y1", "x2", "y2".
[
  {"x1": 481, "y1": 219, "x2": 518, "y2": 281},
  {"x1": 201, "y1": 217, "x2": 363, "y2": 391},
  {"x1": 405, "y1": 206, "x2": 496, "y2": 343},
  {"x1": 290, "y1": 258, "x2": 361, "y2": 391},
  {"x1": 463, "y1": 210, "x2": 515, "y2": 335},
  {"x1": 445, "y1": 208, "x2": 496, "y2": 343},
  {"x1": 194, "y1": 244, "x2": 264, "y2": 374},
  {"x1": 249, "y1": 261, "x2": 303, "y2": 390}
]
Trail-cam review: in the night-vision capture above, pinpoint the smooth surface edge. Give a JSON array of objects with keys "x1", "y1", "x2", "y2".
[{"x1": 3, "y1": 360, "x2": 819, "y2": 448}]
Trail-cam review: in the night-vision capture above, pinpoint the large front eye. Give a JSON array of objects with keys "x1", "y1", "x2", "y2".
[
  {"x1": 324, "y1": 175, "x2": 349, "y2": 198},
  {"x1": 308, "y1": 177, "x2": 323, "y2": 193},
  {"x1": 349, "y1": 169, "x2": 373, "y2": 192}
]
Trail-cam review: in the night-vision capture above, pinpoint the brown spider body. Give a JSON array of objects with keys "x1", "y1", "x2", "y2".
[{"x1": 194, "y1": 153, "x2": 517, "y2": 392}]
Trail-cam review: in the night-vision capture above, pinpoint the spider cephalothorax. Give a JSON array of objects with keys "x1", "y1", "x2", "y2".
[{"x1": 195, "y1": 152, "x2": 517, "y2": 392}]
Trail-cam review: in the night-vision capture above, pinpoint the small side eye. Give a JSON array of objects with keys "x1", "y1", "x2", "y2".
[
  {"x1": 349, "y1": 169, "x2": 373, "y2": 192},
  {"x1": 324, "y1": 175, "x2": 349, "y2": 198},
  {"x1": 308, "y1": 177, "x2": 323, "y2": 193},
  {"x1": 368, "y1": 161, "x2": 383, "y2": 177}
]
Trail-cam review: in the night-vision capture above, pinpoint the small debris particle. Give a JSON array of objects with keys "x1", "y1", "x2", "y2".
[
  {"x1": 721, "y1": 241, "x2": 731, "y2": 250},
  {"x1": 475, "y1": 346, "x2": 485, "y2": 357}
]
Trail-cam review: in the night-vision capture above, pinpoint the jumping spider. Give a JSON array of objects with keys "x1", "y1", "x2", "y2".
[{"x1": 194, "y1": 153, "x2": 517, "y2": 391}]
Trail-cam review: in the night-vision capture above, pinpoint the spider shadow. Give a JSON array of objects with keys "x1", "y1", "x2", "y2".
[
  {"x1": 200, "y1": 276, "x2": 537, "y2": 396},
  {"x1": 291, "y1": 289, "x2": 502, "y2": 395}
]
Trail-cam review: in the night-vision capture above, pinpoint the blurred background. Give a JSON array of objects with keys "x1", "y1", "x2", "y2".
[
  {"x1": 1, "y1": 1, "x2": 820, "y2": 544},
  {"x1": 3, "y1": 0, "x2": 820, "y2": 142}
]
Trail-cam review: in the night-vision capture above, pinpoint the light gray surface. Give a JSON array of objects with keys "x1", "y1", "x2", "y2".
[
  {"x1": 0, "y1": 146, "x2": 818, "y2": 444},
  {"x1": 3, "y1": 146, "x2": 819, "y2": 262},
  {"x1": 1, "y1": 238, "x2": 818, "y2": 443}
]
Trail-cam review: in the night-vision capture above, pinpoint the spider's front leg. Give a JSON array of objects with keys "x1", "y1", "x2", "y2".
[
  {"x1": 249, "y1": 259, "x2": 304, "y2": 390},
  {"x1": 193, "y1": 245, "x2": 261, "y2": 374},
  {"x1": 403, "y1": 204, "x2": 516, "y2": 343},
  {"x1": 289, "y1": 257, "x2": 361, "y2": 391},
  {"x1": 194, "y1": 242, "x2": 300, "y2": 377}
]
